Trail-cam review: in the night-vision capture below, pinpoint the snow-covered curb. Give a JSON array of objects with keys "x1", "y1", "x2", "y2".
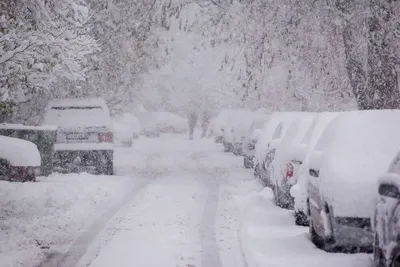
[
  {"x1": 0, "y1": 173, "x2": 135, "y2": 267},
  {"x1": 239, "y1": 187, "x2": 373, "y2": 267}
]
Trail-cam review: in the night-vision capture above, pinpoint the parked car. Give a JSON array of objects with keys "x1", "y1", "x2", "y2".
[
  {"x1": 211, "y1": 109, "x2": 232, "y2": 143},
  {"x1": 243, "y1": 115, "x2": 269, "y2": 168},
  {"x1": 0, "y1": 123, "x2": 57, "y2": 176},
  {"x1": 289, "y1": 112, "x2": 339, "y2": 226},
  {"x1": 135, "y1": 111, "x2": 187, "y2": 137},
  {"x1": 113, "y1": 113, "x2": 141, "y2": 147},
  {"x1": 0, "y1": 135, "x2": 41, "y2": 182},
  {"x1": 373, "y1": 152, "x2": 400, "y2": 267},
  {"x1": 307, "y1": 110, "x2": 400, "y2": 252},
  {"x1": 222, "y1": 109, "x2": 252, "y2": 153},
  {"x1": 257, "y1": 112, "x2": 306, "y2": 188},
  {"x1": 271, "y1": 113, "x2": 316, "y2": 209},
  {"x1": 42, "y1": 98, "x2": 114, "y2": 175}
]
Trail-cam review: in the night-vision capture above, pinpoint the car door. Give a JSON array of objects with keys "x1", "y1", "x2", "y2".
[{"x1": 307, "y1": 151, "x2": 326, "y2": 237}]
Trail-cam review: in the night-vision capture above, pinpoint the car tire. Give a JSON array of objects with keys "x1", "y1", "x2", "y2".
[
  {"x1": 96, "y1": 151, "x2": 114, "y2": 175},
  {"x1": 374, "y1": 233, "x2": 386, "y2": 267},
  {"x1": 295, "y1": 210, "x2": 309, "y2": 226},
  {"x1": 244, "y1": 157, "x2": 250, "y2": 169},
  {"x1": 309, "y1": 217, "x2": 325, "y2": 249}
]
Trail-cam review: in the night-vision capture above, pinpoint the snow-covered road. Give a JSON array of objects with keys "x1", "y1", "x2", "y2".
[{"x1": 0, "y1": 134, "x2": 372, "y2": 267}]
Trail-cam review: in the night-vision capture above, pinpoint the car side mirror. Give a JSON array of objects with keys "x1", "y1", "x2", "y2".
[{"x1": 378, "y1": 183, "x2": 400, "y2": 199}]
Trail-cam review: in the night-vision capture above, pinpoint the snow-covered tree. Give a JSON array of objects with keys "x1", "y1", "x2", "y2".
[{"x1": 0, "y1": 0, "x2": 98, "y2": 123}]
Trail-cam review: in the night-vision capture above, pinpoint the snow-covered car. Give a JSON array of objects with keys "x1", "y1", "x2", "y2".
[
  {"x1": 256, "y1": 112, "x2": 307, "y2": 188},
  {"x1": 113, "y1": 113, "x2": 141, "y2": 147},
  {"x1": 271, "y1": 113, "x2": 316, "y2": 209},
  {"x1": 222, "y1": 109, "x2": 253, "y2": 153},
  {"x1": 135, "y1": 111, "x2": 187, "y2": 137},
  {"x1": 0, "y1": 135, "x2": 41, "y2": 182},
  {"x1": 289, "y1": 112, "x2": 339, "y2": 226},
  {"x1": 42, "y1": 98, "x2": 114, "y2": 175},
  {"x1": 242, "y1": 115, "x2": 269, "y2": 168},
  {"x1": 374, "y1": 156, "x2": 400, "y2": 267},
  {"x1": 307, "y1": 110, "x2": 400, "y2": 252},
  {"x1": 211, "y1": 109, "x2": 231, "y2": 143}
]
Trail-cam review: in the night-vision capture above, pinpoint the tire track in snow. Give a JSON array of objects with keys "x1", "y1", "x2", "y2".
[
  {"x1": 200, "y1": 179, "x2": 222, "y2": 267},
  {"x1": 36, "y1": 178, "x2": 151, "y2": 267}
]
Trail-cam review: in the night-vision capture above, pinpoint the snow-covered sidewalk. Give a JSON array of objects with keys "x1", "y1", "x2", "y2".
[
  {"x1": 0, "y1": 173, "x2": 140, "y2": 267},
  {"x1": 240, "y1": 187, "x2": 373, "y2": 267}
]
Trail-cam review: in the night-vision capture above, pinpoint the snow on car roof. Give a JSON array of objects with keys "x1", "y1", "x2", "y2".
[
  {"x1": 315, "y1": 110, "x2": 400, "y2": 218},
  {"x1": 0, "y1": 135, "x2": 41, "y2": 167},
  {"x1": 47, "y1": 98, "x2": 108, "y2": 109},
  {"x1": 0, "y1": 123, "x2": 58, "y2": 131}
]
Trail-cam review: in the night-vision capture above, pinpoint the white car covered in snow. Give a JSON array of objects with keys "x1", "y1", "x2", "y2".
[
  {"x1": 242, "y1": 114, "x2": 269, "y2": 168},
  {"x1": 307, "y1": 110, "x2": 400, "y2": 252},
  {"x1": 135, "y1": 111, "x2": 187, "y2": 137},
  {"x1": 42, "y1": 98, "x2": 114, "y2": 175},
  {"x1": 222, "y1": 109, "x2": 253, "y2": 153},
  {"x1": 255, "y1": 112, "x2": 307, "y2": 188},
  {"x1": 271, "y1": 113, "x2": 316, "y2": 209},
  {"x1": 113, "y1": 113, "x2": 141, "y2": 147},
  {"x1": 211, "y1": 109, "x2": 233, "y2": 143},
  {"x1": 289, "y1": 112, "x2": 339, "y2": 226},
  {"x1": 0, "y1": 135, "x2": 41, "y2": 182}
]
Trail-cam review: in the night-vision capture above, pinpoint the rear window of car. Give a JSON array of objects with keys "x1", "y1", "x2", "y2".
[
  {"x1": 44, "y1": 106, "x2": 109, "y2": 127},
  {"x1": 271, "y1": 123, "x2": 283, "y2": 140}
]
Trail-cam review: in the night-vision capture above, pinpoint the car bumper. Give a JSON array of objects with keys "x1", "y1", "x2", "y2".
[
  {"x1": 244, "y1": 155, "x2": 254, "y2": 168},
  {"x1": 55, "y1": 143, "x2": 114, "y2": 151},
  {"x1": 215, "y1": 136, "x2": 224, "y2": 143}
]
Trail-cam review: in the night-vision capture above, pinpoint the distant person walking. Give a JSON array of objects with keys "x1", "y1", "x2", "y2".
[
  {"x1": 188, "y1": 111, "x2": 198, "y2": 140},
  {"x1": 201, "y1": 111, "x2": 211, "y2": 138}
]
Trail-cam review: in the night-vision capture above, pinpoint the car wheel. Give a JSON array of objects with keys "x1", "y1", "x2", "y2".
[
  {"x1": 96, "y1": 151, "x2": 114, "y2": 175},
  {"x1": 295, "y1": 211, "x2": 309, "y2": 226},
  {"x1": 309, "y1": 211, "x2": 325, "y2": 249},
  {"x1": 374, "y1": 233, "x2": 385, "y2": 267},
  {"x1": 274, "y1": 186, "x2": 280, "y2": 207},
  {"x1": 244, "y1": 157, "x2": 250, "y2": 169},
  {"x1": 254, "y1": 164, "x2": 260, "y2": 178}
]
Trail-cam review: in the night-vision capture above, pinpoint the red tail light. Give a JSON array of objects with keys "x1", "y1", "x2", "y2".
[
  {"x1": 286, "y1": 162, "x2": 294, "y2": 178},
  {"x1": 98, "y1": 132, "x2": 113, "y2": 143}
]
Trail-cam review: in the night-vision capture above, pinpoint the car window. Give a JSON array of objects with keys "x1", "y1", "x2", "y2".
[{"x1": 272, "y1": 123, "x2": 283, "y2": 140}]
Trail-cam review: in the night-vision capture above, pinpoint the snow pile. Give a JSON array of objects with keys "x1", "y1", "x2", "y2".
[
  {"x1": 313, "y1": 110, "x2": 400, "y2": 218},
  {"x1": 0, "y1": 136, "x2": 41, "y2": 166},
  {"x1": 240, "y1": 188, "x2": 371, "y2": 267},
  {"x1": 0, "y1": 173, "x2": 134, "y2": 267}
]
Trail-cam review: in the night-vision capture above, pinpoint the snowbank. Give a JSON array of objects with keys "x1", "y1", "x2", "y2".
[
  {"x1": 0, "y1": 136, "x2": 41, "y2": 166},
  {"x1": 240, "y1": 188, "x2": 372, "y2": 267},
  {"x1": 0, "y1": 173, "x2": 135, "y2": 267}
]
